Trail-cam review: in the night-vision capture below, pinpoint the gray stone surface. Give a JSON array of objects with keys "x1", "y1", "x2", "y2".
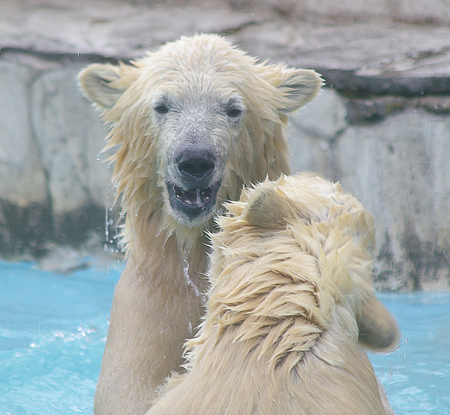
[
  {"x1": 0, "y1": 61, "x2": 46, "y2": 207},
  {"x1": 1, "y1": 0, "x2": 450, "y2": 290},
  {"x1": 31, "y1": 66, "x2": 110, "y2": 213},
  {"x1": 0, "y1": 0, "x2": 263, "y2": 58},
  {"x1": 0, "y1": 53, "x2": 111, "y2": 255},
  {"x1": 337, "y1": 112, "x2": 450, "y2": 291},
  {"x1": 289, "y1": 92, "x2": 450, "y2": 290}
]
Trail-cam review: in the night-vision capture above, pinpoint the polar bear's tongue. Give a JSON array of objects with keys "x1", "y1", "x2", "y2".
[{"x1": 175, "y1": 186, "x2": 212, "y2": 207}]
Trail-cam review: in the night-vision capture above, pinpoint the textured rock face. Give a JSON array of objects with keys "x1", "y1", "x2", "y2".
[
  {"x1": 1, "y1": 0, "x2": 450, "y2": 290},
  {"x1": 0, "y1": 54, "x2": 111, "y2": 256},
  {"x1": 288, "y1": 90, "x2": 450, "y2": 291}
]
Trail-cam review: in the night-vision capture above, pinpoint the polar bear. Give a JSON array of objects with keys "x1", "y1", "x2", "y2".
[
  {"x1": 78, "y1": 34, "x2": 322, "y2": 414},
  {"x1": 146, "y1": 173, "x2": 400, "y2": 415}
]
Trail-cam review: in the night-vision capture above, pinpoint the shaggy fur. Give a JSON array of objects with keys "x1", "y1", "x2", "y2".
[
  {"x1": 146, "y1": 173, "x2": 400, "y2": 415},
  {"x1": 78, "y1": 34, "x2": 322, "y2": 415}
]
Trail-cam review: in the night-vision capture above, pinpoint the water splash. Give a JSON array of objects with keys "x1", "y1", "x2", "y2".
[
  {"x1": 104, "y1": 184, "x2": 113, "y2": 251},
  {"x1": 104, "y1": 183, "x2": 123, "y2": 254},
  {"x1": 179, "y1": 245, "x2": 200, "y2": 298}
]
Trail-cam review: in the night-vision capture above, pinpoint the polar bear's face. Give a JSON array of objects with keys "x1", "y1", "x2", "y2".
[
  {"x1": 151, "y1": 90, "x2": 245, "y2": 226},
  {"x1": 78, "y1": 34, "x2": 322, "y2": 233}
]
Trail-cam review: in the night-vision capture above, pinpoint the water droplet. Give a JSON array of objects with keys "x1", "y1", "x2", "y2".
[{"x1": 179, "y1": 246, "x2": 200, "y2": 298}]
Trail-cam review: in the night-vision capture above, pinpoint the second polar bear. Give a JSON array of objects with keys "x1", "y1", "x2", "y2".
[{"x1": 147, "y1": 173, "x2": 400, "y2": 415}]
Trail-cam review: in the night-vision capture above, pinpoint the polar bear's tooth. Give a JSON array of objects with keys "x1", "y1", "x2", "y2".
[{"x1": 196, "y1": 189, "x2": 202, "y2": 206}]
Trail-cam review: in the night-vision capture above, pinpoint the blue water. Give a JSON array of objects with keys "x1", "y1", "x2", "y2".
[{"x1": 0, "y1": 261, "x2": 449, "y2": 414}]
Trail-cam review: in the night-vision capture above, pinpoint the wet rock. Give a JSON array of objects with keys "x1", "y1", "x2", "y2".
[
  {"x1": 345, "y1": 96, "x2": 450, "y2": 125},
  {"x1": 287, "y1": 90, "x2": 450, "y2": 291},
  {"x1": 335, "y1": 111, "x2": 450, "y2": 291},
  {"x1": 31, "y1": 66, "x2": 111, "y2": 213},
  {"x1": 0, "y1": 61, "x2": 47, "y2": 208}
]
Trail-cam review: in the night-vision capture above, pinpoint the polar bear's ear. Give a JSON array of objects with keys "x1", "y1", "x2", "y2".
[
  {"x1": 278, "y1": 69, "x2": 323, "y2": 113},
  {"x1": 245, "y1": 188, "x2": 293, "y2": 229},
  {"x1": 357, "y1": 294, "x2": 401, "y2": 352},
  {"x1": 78, "y1": 63, "x2": 137, "y2": 109}
]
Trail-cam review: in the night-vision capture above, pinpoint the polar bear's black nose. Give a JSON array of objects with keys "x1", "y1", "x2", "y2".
[{"x1": 177, "y1": 150, "x2": 216, "y2": 188}]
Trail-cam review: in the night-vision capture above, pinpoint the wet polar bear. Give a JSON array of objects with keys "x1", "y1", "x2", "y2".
[
  {"x1": 78, "y1": 34, "x2": 322, "y2": 414},
  {"x1": 147, "y1": 173, "x2": 400, "y2": 415}
]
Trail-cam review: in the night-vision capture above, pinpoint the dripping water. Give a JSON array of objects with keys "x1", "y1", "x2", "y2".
[
  {"x1": 161, "y1": 228, "x2": 172, "y2": 251},
  {"x1": 104, "y1": 183, "x2": 123, "y2": 254},
  {"x1": 179, "y1": 245, "x2": 201, "y2": 298},
  {"x1": 155, "y1": 224, "x2": 172, "y2": 252},
  {"x1": 104, "y1": 183, "x2": 113, "y2": 252}
]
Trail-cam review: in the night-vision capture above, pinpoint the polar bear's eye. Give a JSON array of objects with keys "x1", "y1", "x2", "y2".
[
  {"x1": 154, "y1": 103, "x2": 169, "y2": 115},
  {"x1": 226, "y1": 107, "x2": 243, "y2": 118},
  {"x1": 225, "y1": 97, "x2": 244, "y2": 120}
]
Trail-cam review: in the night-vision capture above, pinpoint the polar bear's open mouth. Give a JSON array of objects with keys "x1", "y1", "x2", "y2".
[{"x1": 167, "y1": 181, "x2": 221, "y2": 222}]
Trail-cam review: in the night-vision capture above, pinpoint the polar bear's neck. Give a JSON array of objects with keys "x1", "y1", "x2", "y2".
[{"x1": 97, "y1": 213, "x2": 211, "y2": 411}]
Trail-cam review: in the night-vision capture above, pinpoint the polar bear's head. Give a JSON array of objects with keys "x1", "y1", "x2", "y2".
[
  {"x1": 79, "y1": 34, "x2": 322, "y2": 240},
  {"x1": 210, "y1": 173, "x2": 400, "y2": 354}
]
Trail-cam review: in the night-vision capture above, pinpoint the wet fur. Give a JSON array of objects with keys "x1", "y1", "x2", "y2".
[{"x1": 147, "y1": 173, "x2": 400, "y2": 415}]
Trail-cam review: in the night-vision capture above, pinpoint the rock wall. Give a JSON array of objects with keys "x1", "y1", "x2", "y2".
[
  {"x1": 288, "y1": 90, "x2": 450, "y2": 291},
  {"x1": 1, "y1": 0, "x2": 450, "y2": 290},
  {"x1": 237, "y1": 0, "x2": 450, "y2": 23},
  {"x1": 0, "y1": 53, "x2": 111, "y2": 257}
]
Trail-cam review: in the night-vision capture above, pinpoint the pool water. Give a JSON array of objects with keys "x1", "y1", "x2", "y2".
[
  {"x1": 0, "y1": 261, "x2": 449, "y2": 414},
  {"x1": 371, "y1": 293, "x2": 450, "y2": 414}
]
